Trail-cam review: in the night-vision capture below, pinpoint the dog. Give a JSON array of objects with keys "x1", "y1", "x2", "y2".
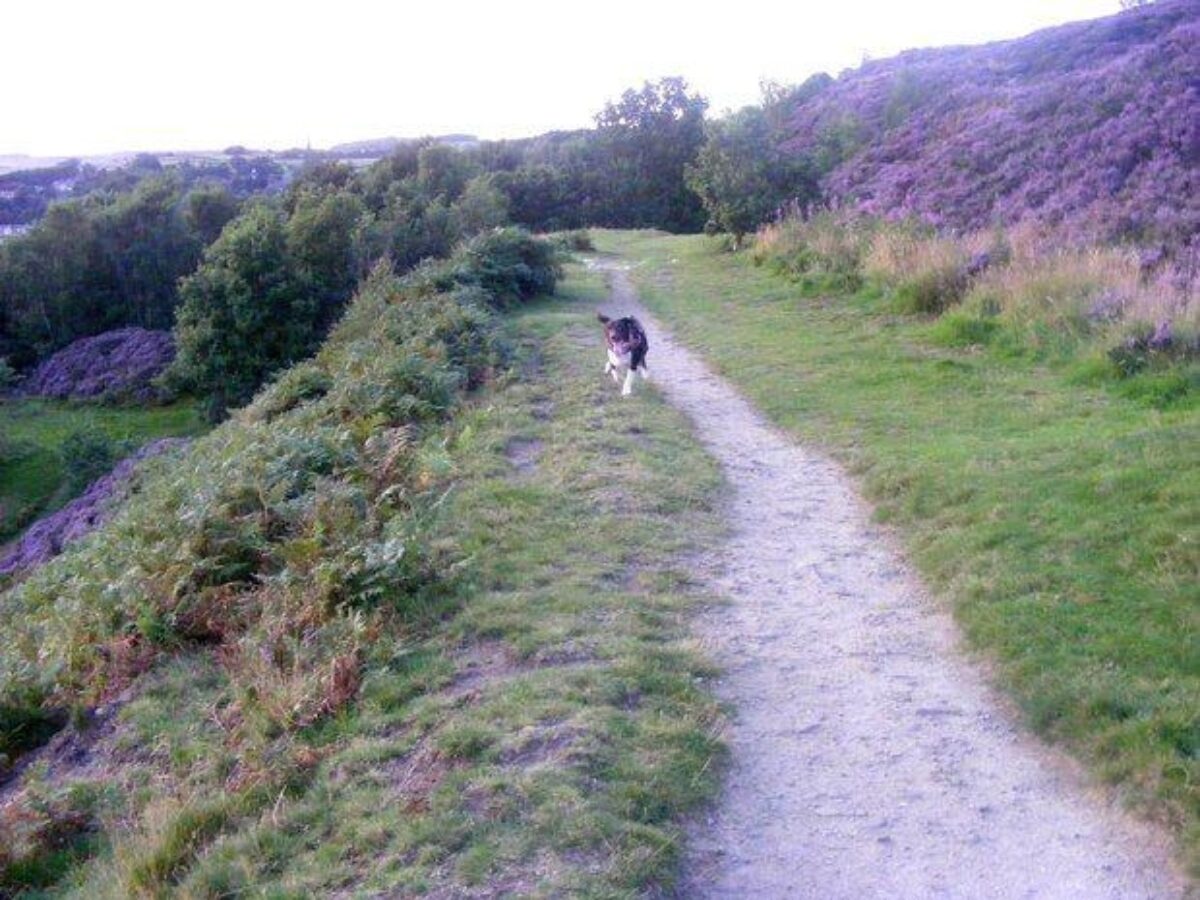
[{"x1": 598, "y1": 312, "x2": 649, "y2": 396}]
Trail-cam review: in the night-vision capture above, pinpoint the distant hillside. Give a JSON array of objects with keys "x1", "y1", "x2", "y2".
[
  {"x1": 328, "y1": 134, "x2": 480, "y2": 156},
  {"x1": 780, "y1": 0, "x2": 1200, "y2": 246}
]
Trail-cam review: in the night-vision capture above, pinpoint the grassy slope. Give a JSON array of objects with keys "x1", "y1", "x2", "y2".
[
  {"x1": 17, "y1": 265, "x2": 726, "y2": 898},
  {"x1": 596, "y1": 230, "x2": 1200, "y2": 873},
  {"x1": 0, "y1": 399, "x2": 205, "y2": 542}
]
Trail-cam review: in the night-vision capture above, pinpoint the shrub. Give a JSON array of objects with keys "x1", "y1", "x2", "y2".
[
  {"x1": 166, "y1": 204, "x2": 320, "y2": 422},
  {"x1": 452, "y1": 175, "x2": 510, "y2": 236},
  {"x1": 242, "y1": 363, "x2": 333, "y2": 424},
  {"x1": 59, "y1": 429, "x2": 127, "y2": 497},
  {"x1": 0, "y1": 691, "x2": 64, "y2": 767},
  {"x1": 551, "y1": 230, "x2": 595, "y2": 252},
  {"x1": 0, "y1": 357, "x2": 15, "y2": 391},
  {"x1": 450, "y1": 227, "x2": 561, "y2": 308},
  {"x1": 1108, "y1": 320, "x2": 1199, "y2": 377}
]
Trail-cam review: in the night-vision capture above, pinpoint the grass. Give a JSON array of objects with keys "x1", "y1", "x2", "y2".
[
  {"x1": 0, "y1": 399, "x2": 205, "y2": 543},
  {"x1": 1, "y1": 261, "x2": 727, "y2": 896},
  {"x1": 595, "y1": 229, "x2": 1200, "y2": 877}
]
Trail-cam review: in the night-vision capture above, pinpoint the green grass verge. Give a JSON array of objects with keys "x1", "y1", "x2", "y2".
[
  {"x1": 10, "y1": 263, "x2": 725, "y2": 897},
  {"x1": 0, "y1": 399, "x2": 205, "y2": 543},
  {"x1": 594, "y1": 229, "x2": 1199, "y2": 876}
]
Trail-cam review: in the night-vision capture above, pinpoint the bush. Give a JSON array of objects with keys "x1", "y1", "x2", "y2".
[
  {"x1": 242, "y1": 363, "x2": 333, "y2": 424},
  {"x1": 450, "y1": 227, "x2": 561, "y2": 308},
  {"x1": 165, "y1": 204, "x2": 320, "y2": 421},
  {"x1": 59, "y1": 429, "x2": 128, "y2": 496},
  {"x1": 1108, "y1": 321, "x2": 1199, "y2": 378},
  {"x1": 0, "y1": 357, "x2": 15, "y2": 391},
  {"x1": 0, "y1": 691, "x2": 65, "y2": 767},
  {"x1": 551, "y1": 230, "x2": 595, "y2": 252}
]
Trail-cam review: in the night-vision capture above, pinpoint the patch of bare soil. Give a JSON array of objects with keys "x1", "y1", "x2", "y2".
[
  {"x1": 0, "y1": 688, "x2": 139, "y2": 808},
  {"x1": 504, "y1": 437, "x2": 544, "y2": 476},
  {"x1": 597, "y1": 265, "x2": 1185, "y2": 899}
]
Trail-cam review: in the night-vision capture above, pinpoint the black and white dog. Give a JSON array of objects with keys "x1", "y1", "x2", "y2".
[{"x1": 598, "y1": 312, "x2": 649, "y2": 396}]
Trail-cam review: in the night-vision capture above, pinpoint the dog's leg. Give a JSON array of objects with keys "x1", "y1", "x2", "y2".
[
  {"x1": 639, "y1": 362, "x2": 649, "y2": 379},
  {"x1": 607, "y1": 350, "x2": 621, "y2": 383},
  {"x1": 622, "y1": 367, "x2": 636, "y2": 396}
]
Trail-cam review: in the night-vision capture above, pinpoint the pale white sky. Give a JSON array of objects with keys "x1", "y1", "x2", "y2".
[{"x1": 2, "y1": 0, "x2": 1122, "y2": 157}]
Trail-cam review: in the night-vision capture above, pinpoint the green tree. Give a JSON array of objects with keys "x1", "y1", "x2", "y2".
[
  {"x1": 0, "y1": 201, "x2": 100, "y2": 365},
  {"x1": 184, "y1": 184, "x2": 240, "y2": 245},
  {"x1": 167, "y1": 204, "x2": 317, "y2": 420},
  {"x1": 452, "y1": 174, "x2": 509, "y2": 236},
  {"x1": 285, "y1": 188, "x2": 369, "y2": 324},
  {"x1": 385, "y1": 200, "x2": 460, "y2": 271},
  {"x1": 416, "y1": 144, "x2": 478, "y2": 203},
  {"x1": 94, "y1": 174, "x2": 204, "y2": 330},
  {"x1": 0, "y1": 173, "x2": 226, "y2": 368},
  {"x1": 686, "y1": 107, "x2": 819, "y2": 247},
  {"x1": 593, "y1": 77, "x2": 709, "y2": 231}
]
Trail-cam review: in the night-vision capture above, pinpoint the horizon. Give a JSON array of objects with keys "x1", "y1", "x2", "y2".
[{"x1": 5, "y1": 0, "x2": 1125, "y2": 158}]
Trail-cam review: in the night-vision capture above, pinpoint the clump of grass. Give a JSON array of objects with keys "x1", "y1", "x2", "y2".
[
  {"x1": 550, "y1": 229, "x2": 595, "y2": 252},
  {"x1": 0, "y1": 779, "x2": 111, "y2": 894},
  {"x1": 753, "y1": 214, "x2": 1199, "y2": 390},
  {"x1": 928, "y1": 311, "x2": 1001, "y2": 347},
  {"x1": 753, "y1": 212, "x2": 870, "y2": 292},
  {"x1": 864, "y1": 224, "x2": 995, "y2": 314}
]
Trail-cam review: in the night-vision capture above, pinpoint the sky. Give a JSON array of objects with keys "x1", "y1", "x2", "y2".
[{"x1": 2, "y1": 0, "x2": 1126, "y2": 157}]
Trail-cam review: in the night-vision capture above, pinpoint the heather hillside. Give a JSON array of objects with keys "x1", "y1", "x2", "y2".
[
  {"x1": 20, "y1": 328, "x2": 174, "y2": 402},
  {"x1": 780, "y1": 0, "x2": 1200, "y2": 247}
]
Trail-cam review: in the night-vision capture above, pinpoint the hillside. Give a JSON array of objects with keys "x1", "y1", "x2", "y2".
[
  {"x1": 780, "y1": 0, "x2": 1200, "y2": 247},
  {"x1": 0, "y1": 235, "x2": 734, "y2": 896}
]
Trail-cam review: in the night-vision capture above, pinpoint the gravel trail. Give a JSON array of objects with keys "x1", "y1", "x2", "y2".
[{"x1": 596, "y1": 265, "x2": 1183, "y2": 900}]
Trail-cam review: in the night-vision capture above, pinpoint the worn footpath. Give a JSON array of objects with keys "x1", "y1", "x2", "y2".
[{"x1": 594, "y1": 264, "x2": 1184, "y2": 900}]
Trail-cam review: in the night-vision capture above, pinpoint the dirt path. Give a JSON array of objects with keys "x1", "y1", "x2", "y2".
[{"x1": 596, "y1": 266, "x2": 1184, "y2": 899}]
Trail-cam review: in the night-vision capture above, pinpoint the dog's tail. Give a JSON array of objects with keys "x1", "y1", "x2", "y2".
[{"x1": 596, "y1": 312, "x2": 611, "y2": 324}]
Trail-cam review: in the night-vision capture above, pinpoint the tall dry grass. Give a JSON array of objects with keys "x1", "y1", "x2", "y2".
[
  {"x1": 754, "y1": 214, "x2": 1199, "y2": 354},
  {"x1": 754, "y1": 212, "x2": 872, "y2": 290}
]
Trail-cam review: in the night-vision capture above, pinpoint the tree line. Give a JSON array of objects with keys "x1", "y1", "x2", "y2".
[{"x1": 1, "y1": 76, "x2": 830, "y2": 414}]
